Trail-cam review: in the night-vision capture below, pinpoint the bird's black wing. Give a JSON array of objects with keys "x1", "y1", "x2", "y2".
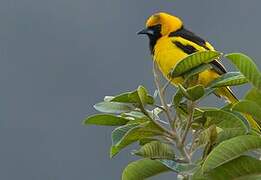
[
  {"x1": 170, "y1": 27, "x2": 227, "y2": 75},
  {"x1": 169, "y1": 27, "x2": 210, "y2": 50},
  {"x1": 210, "y1": 60, "x2": 227, "y2": 75}
]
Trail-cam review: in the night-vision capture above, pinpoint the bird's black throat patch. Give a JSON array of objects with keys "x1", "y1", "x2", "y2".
[{"x1": 147, "y1": 24, "x2": 162, "y2": 54}]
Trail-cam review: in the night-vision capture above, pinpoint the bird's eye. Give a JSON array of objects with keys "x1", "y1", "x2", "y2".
[
  {"x1": 148, "y1": 24, "x2": 162, "y2": 35},
  {"x1": 144, "y1": 28, "x2": 155, "y2": 35}
]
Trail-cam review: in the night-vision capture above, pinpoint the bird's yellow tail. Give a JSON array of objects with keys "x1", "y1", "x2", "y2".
[{"x1": 217, "y1": 87, "x2": 261, "y2": 131}]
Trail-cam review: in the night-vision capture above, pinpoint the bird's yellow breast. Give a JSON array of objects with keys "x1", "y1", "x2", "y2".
[
  {"x1": 153, "y1": 36, "x2": 219, "y2": 86},
  {"x1": 153, "y1": 36, "x2": 189, "y2": 84},
  {"x1": 154, "y1": 37, "x2": 186, "y2": 74}
]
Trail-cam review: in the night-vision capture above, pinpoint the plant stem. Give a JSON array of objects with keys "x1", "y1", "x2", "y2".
[
  {"x1": 151, "y1": 104, "x2": 166, "y2": 112},
  {"x1": 162, "y1": 79, "x2": 172, "y2": 95},
  {"x1": 139, "y1": 106, "x2": 174, "y2": 137},
  {"x1": 176, "y1": 135, "x2": 192, "y2": 163},
  {"x1": 153, "y1": 60, "x2": 174, "y2": 128},
  {"x1": 182, "y1": 101, "x2": 195, "y2": 144},
  {"x1": 189, "y1": 129, "x2": 201, "y2": 155},
  {"x1": 152, "y1": 60, "x2": 191, "y2": 163}
]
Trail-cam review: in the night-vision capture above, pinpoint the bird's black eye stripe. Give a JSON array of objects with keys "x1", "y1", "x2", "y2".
[{"x1": 148, "y1": 24, "x2": 162, "y2": 33}]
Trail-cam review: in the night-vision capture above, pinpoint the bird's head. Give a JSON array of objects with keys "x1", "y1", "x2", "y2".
[{"x1": 138, "y1": 12, "x2": 183, "y2": 38}]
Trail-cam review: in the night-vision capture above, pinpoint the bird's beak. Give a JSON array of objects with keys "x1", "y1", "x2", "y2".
[{"x1": 137, "y1": 28, "x2": 153, "y2": 35}]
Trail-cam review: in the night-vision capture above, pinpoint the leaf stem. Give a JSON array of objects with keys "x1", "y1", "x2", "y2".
[
  {"x1": 182, "y1": 101, "x2": 195, "y2": 144},
  {"x1": 162, "y1": 79, "x2": 172, "y2": 95}
]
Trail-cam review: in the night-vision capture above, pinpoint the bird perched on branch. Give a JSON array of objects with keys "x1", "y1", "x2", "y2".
[{"x1": 138, "y1": 12, "x2": 260, "y2": 129}]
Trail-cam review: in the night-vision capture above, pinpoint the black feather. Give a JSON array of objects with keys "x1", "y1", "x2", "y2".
[{"x1": 169, "y1": 26, "x2": 210, "y2": 50}]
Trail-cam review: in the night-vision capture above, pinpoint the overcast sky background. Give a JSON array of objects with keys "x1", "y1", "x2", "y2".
[{"x1": 1, "y1": 0, "x2": 261, "y2": 180}]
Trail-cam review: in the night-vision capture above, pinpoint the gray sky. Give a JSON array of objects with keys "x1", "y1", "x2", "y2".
[{"x1": 1, "y1": 0, "x2": 261, "y2": 179}]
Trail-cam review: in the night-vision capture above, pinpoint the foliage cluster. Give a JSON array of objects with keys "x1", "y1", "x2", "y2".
[{"x1": 84, "y1": 51, "x2": 261, "y2": 180}]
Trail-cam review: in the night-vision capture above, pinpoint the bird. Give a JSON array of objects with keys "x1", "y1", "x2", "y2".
[{"x1": 137, "y1": 12, "x2": 260, "y2": 130}]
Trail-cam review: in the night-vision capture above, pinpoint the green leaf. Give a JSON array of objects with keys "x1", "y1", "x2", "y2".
[
  {"x1": 184, "y1": 64, "x2": 212, "y2": 83},
  {"x1": 203, "y1": 110, "x2": 248, "y2": 133},
  {"x1": 133, "y1": 141, "x2": 175, "y2": 160},
  {"x1": 232, "y1": 100, "x2": 261, "y2": 124},
  {"x1": 186, "y1": 85, "x2": 205, "y2": 101},
  {"x1": 225, "y1": 53, "x2": 261, "y2": 91},
  {"x1": 104, "y1": 96, "x2": 115, "y2": 101},
  {"x1": 94, "y1": 101, "x2": 133, "y2": 114},
  {"x1": 203, "y1": 110, "x2": 247, "y2": 129},
  {"x1": 122, "y1": 159, "x2": 170, "y2": 180},
  {"x1": 171, "y1": 51, "x2": 221, "y2": 77},
  {"x1": 203, "y1": 156, "x2": 261, "y2": 180},
  {"x1": 111, "y1": 123, "x2": 140, "y2": 146},
  {"x1": 245, "y1": 88, "x2": 261, "y2": 108},
  {"x1": 203, "y1": 110, "x2": 248, "y2": 142},
  {"x1": 202, "y1": 135, "x2": 261, "y2": 173},
  {"x1": 83, "y1": 114, "x2": 129, "y2": 126},
  {"x1": 159, "y1": 160, "x2": 198, "y2": 173},
  {"x1": 110, "y1": 122, "x2": 163, "y2": 158},
  {"x1": 122, "y1": 111, "x2": 146, "y2": 119},
  {"x1": 221, "y1": 106, "x2": 251, "y2": 130},
  {"x1": 139, "y1": 138, "x2": 158, "y2": 146},
  {"x1": 110, "y1": 123, "x2": 142, "y2": 158},
  {"x1": 191, "y1": 125, "x2": 217, "y2": 153},
  {"x1": 209, "y1": 72, "x2": 248, "y2": 88},
  {"x1": 177, "y1": 84, "x2": 205, "y2": 101},
  {"x1": 110, "y1": 86, "x2": 154, "y2": 105},
  {"x1": 173, "y1": 89, "x2": 183, "y2": 107},
  {"x1": 137, "y1": 86, "x2": 154, "y2": 105},
  {"x1": 129, "y1": 86, "x2": 154, "y2": 106},
  {"x1": 111, "y1": 92, "x2": 132, "y2": 103},
  {"x1": 178, "y1": 84, "x2": 191, "y2": 99}
]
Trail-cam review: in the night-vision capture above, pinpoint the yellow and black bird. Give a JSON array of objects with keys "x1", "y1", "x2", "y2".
[{"x1": 138, "y1": 12, "x2": 260, "y2": 129}]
